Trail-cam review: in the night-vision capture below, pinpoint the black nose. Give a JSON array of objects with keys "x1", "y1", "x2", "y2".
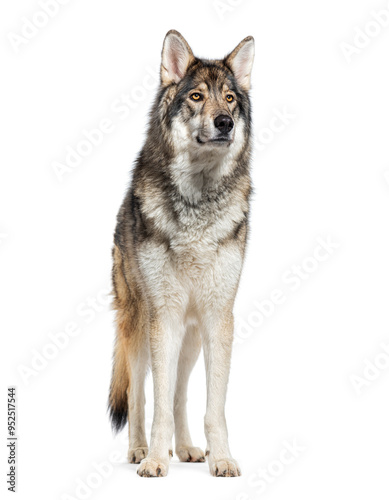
[{"x1": 214, "y1": 114, "x2": 234, "y2": 134}]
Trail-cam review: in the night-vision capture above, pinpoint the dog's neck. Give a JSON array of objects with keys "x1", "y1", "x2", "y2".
[
  {"x1": 170, "y1": 148, "x2": 236, "y2": 204},
  {"x1": 169, "y1": 120, "x2": 246, "y2": 205}
]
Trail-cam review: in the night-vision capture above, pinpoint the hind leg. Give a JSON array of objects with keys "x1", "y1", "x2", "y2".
[
  {"x1": 128, "y1": 344, "x2": 149, "y2": 464},
  {"x1": 174, "y1": 326, "x2": 205, "y2": 463},
  {"x1": 111, "y1": 244, "x2": 150, "y2": 464}
]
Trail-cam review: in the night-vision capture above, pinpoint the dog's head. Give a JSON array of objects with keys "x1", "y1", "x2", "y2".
[{"x1": 159, "y1": 30, "x2": 254, "y2": 155}]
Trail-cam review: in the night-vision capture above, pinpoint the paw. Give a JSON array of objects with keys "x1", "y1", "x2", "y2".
[
  {"x1": 137, "y1": 457, "x2": 168, "y2": 477},
  {"x1": 209, "y1": 457, "x2": 241, "y2": 477},
  {"x1": 128, "y1": 447, "x2": 148, "y2": 464},
  {"x1": 176, "y1": 446, "x2": 205, "y2": 463}
]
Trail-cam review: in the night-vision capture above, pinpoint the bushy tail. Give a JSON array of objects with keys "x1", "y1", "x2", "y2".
[
  {"x1": 108, "y1": 336, "x2": 130, "y2": 433},
  {"x1": 108, "y1": 244, "x2": 132, "y2": 433}
]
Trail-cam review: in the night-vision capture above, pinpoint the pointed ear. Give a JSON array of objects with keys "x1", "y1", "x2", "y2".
[
  {"x1": 161, "y1": 30, "x2": 195, "y2": 86},
  {"x1": 225, "y1": 36, "x2": 255, "y2": 91}
]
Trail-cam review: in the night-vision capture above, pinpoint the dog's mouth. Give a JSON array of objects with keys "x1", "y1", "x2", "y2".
[{"x1": 196, "y1": 136, "x2": 232, "y2": 146}]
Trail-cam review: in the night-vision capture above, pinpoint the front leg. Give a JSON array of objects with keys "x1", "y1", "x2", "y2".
[
  {"x1": 202, "y1": 312, "x2": 241, "y2": 477},
  {"x1": 137, "y1": 314, "x2": 186, "y2": 477}
]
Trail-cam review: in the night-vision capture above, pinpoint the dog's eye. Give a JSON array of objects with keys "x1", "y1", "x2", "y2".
[
  {"x1": 226, "y1": 95, "x2": 234, "y2": 103},
  {"x1": 190, "y1": 93, "x2": 202, "y2": 101}
]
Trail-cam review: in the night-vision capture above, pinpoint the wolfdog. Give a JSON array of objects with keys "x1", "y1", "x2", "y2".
[{"x1": 109, "y1": 30, "x2": 254, "y2": 477}]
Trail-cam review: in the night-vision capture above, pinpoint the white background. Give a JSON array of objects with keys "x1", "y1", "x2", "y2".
[{"x1": 1, "y1": 0, "x2": 389, "y2": 499}]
